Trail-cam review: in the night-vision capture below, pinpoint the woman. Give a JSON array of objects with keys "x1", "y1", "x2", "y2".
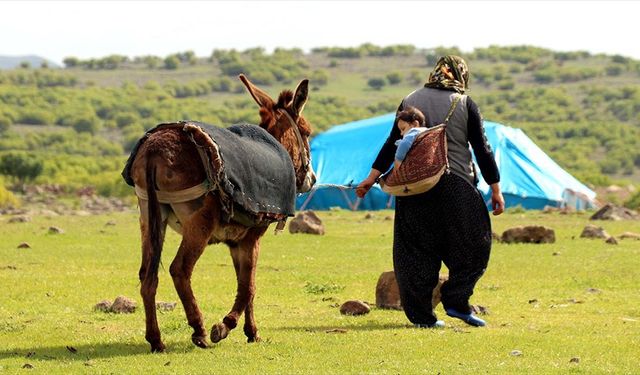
[{"x1": 356, "y1": 55, "x2": 504, "y2": 328}]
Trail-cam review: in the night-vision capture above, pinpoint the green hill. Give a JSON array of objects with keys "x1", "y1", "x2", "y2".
[{"x1": 1, "y1": 45, "x2": 639, "y2": 203}]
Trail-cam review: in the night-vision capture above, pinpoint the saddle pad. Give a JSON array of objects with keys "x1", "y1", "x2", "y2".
[{"x1": 122, "y1": 121, "x2": 296, "y2": 217}]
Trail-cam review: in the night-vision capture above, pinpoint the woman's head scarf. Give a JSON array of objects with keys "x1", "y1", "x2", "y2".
[{"x1": 425, "y1": 55, "x2": 469, "y2": 94}]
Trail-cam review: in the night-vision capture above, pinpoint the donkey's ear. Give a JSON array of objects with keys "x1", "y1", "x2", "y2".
[
  {"x1": 292, "y1": 79, "x2": 309, "y2": 116},
  {"x1": 239, "y1": 74, "x2": 274, "y2": 107}
]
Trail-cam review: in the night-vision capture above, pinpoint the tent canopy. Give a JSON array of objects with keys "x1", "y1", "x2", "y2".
[{"x1": 297, "y1": 113, "x2": 597, "y2": 211}]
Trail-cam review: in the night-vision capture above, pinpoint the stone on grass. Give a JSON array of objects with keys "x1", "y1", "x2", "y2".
[
  {"x1": 94, "y1": 300, "x2": 112, "y2": 312},
  {"x1": 110, "y1": 296, "x2": 136, "y2": 314},
  {"x1": 375, "y1": 271, "x2": 447, "y2": 310},
  {"x1": 289, "y1": 210, "x2": 325, "y2": 235},
  {"x1": 17, "y1": 242, "x2": 31, "y2": 249},
  {"x1": 156, "y1": 301, "x2": 177, "y2": 312},
  {"x1": 619, "y1": 232, "x2": 640, "y2": 240},
  {"x1": 8, "y1": 216, "x2": 31, "y2": 223},
  {"x1": 590, "y1": 204, "x2": 639, "y2": 221},
  {"x1": 48, "y1": 226, "x2": 64, "y2": 234},
  {"x1": 580, "y1": 225, "x2": 609, "y2": 239},
  {"x1": 501, "y1": 226, "x2": 555, "y2": 244},
  {"x1": 605, "y1": 236, "x2": 618, "y2": 245},
  {"x1": 339, "y1": 300, "x2": 370, "y2": 316}
]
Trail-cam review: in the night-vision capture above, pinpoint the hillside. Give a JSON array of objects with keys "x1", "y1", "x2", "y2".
[{"x1": 0, "y1": 45, "x2": 639, "y2": 205}]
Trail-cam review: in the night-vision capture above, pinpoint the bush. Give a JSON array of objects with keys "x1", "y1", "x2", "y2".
[
  {"x1": 0, "y1": 180, "x2": 19, "y2": 208},
  {"x1": 625, "y1": 191, "x2": 640, "y2": 210},
  {"x1": 386, "y1": 72, "x2": 402, "y2": 85},
  {"x1": 164, "y1": 55, "x2": 179, "y2": 70},
  {"x1": 72, "y1": 115, "x2": 101, "y2": 134},
  {"x1": 0, "y1": 115, "x2": 11, "y2": 133},
  {"x1": 0, "y1": 152, "x2": 44, "y2": 183},
  {"x1": 367, "y1": 78, "x2": 386, "y2": 90}
]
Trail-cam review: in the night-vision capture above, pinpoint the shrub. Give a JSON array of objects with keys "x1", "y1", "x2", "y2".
[
  {"x1": 0, "y1": 180, "x2": 19, "y2": 208},
  {"x1": 367, "y1": 78, "x2": 386, "y2": 90},
  {"x1": 164, "y1": 55, "x2": 179, "y2": 70},
  {"x1": 0, "y1": 152, "x2": 44, "y2": 183},
  {"x1": 310, "y1": 70, "x2": 329, "y2": 86},
  {"x1": 72, "y1": 115, "x2": 101, "y2": 134},
  {"x1": 624, "y1": 191, "x2": 640, "y2": 210},
  {"x1": 386, "y1": 72, "x2": 402, "y2": 85}
]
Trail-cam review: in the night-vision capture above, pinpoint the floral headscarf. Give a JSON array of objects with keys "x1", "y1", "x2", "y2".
[{"x1": 425, "y1": 55, "x2": 469, "y2": 94}]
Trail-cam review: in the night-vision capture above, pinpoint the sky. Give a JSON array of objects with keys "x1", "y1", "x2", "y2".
[{"x1": 2, "y1": 0, "x2": 639, "y2": 65}]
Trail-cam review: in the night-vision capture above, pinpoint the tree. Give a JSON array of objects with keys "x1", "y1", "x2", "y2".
[
  {"x1": 0, "y1": 153, "x2": 43, "y2": 183},
  {"x1": 386, "y1": 72, "x2": 402, "y2": 85},
  {"x1": 367, "y1": 78, "x2": 386, "y2": 90},
  {"x1": 63, "y1": 56, "x2": 80, "y2": 68},
  {"x1": 164, "y1": 55, "x2": 179, "y2": 70}
]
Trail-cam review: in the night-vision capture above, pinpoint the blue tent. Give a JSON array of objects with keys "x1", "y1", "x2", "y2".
[{"x1": 296, "y1": 113, "x2": 597, "y2": 211}]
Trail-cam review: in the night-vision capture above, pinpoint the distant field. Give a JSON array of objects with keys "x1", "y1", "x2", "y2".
[{"x1": 1, "y1": 210, "x2": 639, "y2": 373}]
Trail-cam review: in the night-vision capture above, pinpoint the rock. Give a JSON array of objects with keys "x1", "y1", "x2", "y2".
[
  {"x1": 605, "y1": 185, "x2": 622, "y2": 193},
  {"x1": 110, "y1": 296, "x2": 136, "y2": 313},
  {"x1": 569, "y1": 357, "x2": 580, "y2": 364},
  {"x1": 590, "y1": 203, "x2": 640, "y2": 221},
  {"x1": 619, "y1": 232, "x2": 640, "y2": 240},
  {"x1": 605, "y1": 236, "x2": 618, "y2": 245},
  {"x1": 8, "y1": 216, "x2": 31, "y2": 223},
  {"x1": 339, "y1": 300, "x2": 370, "y2": 316},
  {"x1": 48, "y1": 226, "x2": 64, "y2": 234},
  {"x1": 510, "y1": 350, "x2": 523, "y2": 357},
  {"x1": 580, "y1": 225, "x2": 610, "y2": 239},
  {"x1": 471, "y1": 305, "x2": 490, "y2": 315},
  {"x1": 364, "y1": 213, "x2": 374, "y2": 219},
  {"x1": 384, "y1": 216, "x2": 393, "y2": 221},
  {"x1": 156, "y1": 301, "x2": 177, "y2": 312},
  {"x1": 375, "y1": 271, "x2": 402, "y2": 310},
  {"x1": 289, "y1": 210, "x2": 325, "y2": 235},
  {"x1": 17, "y1": 242, "x2": 31, "y2": 249},
  {"x1": 375, "y1": 271, "x2": 447, "y2": 310},
  {"x1": 492, "y1": 232, "x2": 502, "y2": 242},
  {"x1": 94, "y1": 300, "x2": 112, "y2": 312},
  {"x1": 501, "y1": 226, "x2": 555, "y2": 244}
]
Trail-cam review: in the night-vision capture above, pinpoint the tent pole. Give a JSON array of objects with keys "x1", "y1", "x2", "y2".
[
  {"x1": 339, "y1": 189, "x2": 356, "y2": 210},
  {"x1": 299, "y1": 187, "x2": 318, "y2": 211}
]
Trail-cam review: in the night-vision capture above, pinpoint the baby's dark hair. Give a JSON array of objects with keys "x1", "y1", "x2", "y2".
[{"x1": 396, "y1": 106, "x2": 425, "y2": 126}]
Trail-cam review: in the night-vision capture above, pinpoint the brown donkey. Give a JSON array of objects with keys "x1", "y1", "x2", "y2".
[{"x1": 126, "y1": 75, "x2": 316, "y2": 352}]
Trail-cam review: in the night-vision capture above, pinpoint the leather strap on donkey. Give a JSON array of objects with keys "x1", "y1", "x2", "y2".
[{"x1": 122, "y1": 121, "x2": 297, "y2": 228}]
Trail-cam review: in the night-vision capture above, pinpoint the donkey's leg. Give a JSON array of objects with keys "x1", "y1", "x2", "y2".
[
  {"x1": 169, "y1": 199, "x2": 214, "y2": 348},
  {"x1": 211, "y1": 227, "x2": 267, "y2": 344},
  {"x1": 138, "y1": 199, "x2": 167, "y2": 353},
  {"x1": 228, "y1": 237, "x2": 263, "y2": 343}
]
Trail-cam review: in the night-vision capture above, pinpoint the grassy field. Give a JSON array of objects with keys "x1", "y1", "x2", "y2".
[{"x1": 0, "y1": 209, "x2": 639, "y2": 374}]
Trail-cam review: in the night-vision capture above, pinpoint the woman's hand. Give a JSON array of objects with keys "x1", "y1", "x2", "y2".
[
  {"x1": 356, "y1": 177, "x2": 376, "y2": 198},
  {"x1": 490, "y1": 183, "x2": 505, "y2": 216},
  {"x1": 356, "y1": 169, "x2": 382, "y2": 198}
]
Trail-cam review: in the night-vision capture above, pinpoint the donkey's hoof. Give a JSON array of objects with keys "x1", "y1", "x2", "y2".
[
  {"x1": 247, "y1": 335, "x2": 261, "y2": 343},
  {"x1": 211, "y1": 323, "x2": 229, "y2": 343},
  {"x1": 150, "y1": 342, "x2": 166, "y2": 353},
  {"x1": 192, "y1": 335, "x2": 210, "y2": 349}
]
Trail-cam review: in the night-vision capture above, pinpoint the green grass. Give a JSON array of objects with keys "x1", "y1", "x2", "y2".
[{"x1": 1, "y1": 210, "x2": 639, "y2": 374}]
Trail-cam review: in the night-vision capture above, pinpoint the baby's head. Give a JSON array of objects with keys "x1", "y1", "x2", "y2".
[{"x1": 396, "y1": 106, "x2": 425, "y2": 135}]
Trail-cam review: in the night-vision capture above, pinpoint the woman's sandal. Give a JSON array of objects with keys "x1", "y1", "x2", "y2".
[
  {"x1": 415, "y1": 320, "x2": 445, "y2": 329},
  {"x1": 445, "y1": 308, "x2": 486, "y2": 327}
]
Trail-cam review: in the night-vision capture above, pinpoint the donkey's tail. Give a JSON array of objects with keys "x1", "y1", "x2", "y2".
[{"x1": 144, "y1": 155, "x2": 163, "y2": 281}]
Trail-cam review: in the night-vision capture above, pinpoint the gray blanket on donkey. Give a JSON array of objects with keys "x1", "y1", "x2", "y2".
[{"x1": 122, "y1": 121, "x2": 296, "y2": 218}]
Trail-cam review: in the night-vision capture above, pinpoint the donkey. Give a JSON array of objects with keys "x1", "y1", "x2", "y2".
[{"x1": 127, "y1": 75, "x2": 316, "y2": 352}]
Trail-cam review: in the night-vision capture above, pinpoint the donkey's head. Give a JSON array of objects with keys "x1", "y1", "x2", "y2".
[{"x1": 239, "y1": 74, "x2": 316, "y2": 193}]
